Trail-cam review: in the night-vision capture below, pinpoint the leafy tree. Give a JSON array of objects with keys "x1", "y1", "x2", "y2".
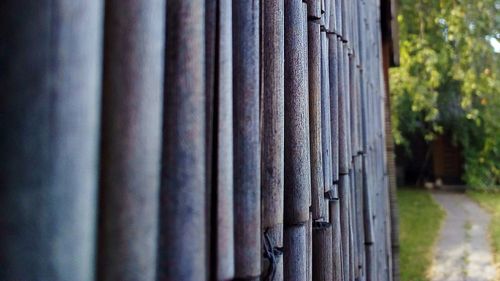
[{"x1": 390, "y1": 0, "x2": 500, "y2": 189}]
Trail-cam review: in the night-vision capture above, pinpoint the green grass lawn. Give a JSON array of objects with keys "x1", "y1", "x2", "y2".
[
  {"x1": 468, "y1": 191, "x2": 500, "y2": 278},
  {"x1": 398, "y1": 188, "x2": 445, "y2": 281}
]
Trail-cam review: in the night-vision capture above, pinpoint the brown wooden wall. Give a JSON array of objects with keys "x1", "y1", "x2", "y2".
[
  {"x1": 0, "y1": 0, "x2": 396, "y2": 280},
  {"x1": 432, "y1": 135, "x2": 464, "y2": 185}
]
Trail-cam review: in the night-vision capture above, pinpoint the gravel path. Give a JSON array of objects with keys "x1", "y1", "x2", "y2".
[{"x1": 430, "y1": 192, "x2": 496, "y2": 281}]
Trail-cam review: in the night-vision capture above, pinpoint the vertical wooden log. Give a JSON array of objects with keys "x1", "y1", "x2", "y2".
[
  {"x1": 329, "y1": 197, "x2": 343, "y2": 281},
  {"x1": 0, "y1": 1, "x2": 103, "y2": 280},
  {"x1": 262, "y1": 0, "x2": 285, "y2": 280},
  {"x1": 361, "y1": 105, "x2": 375, "y2": 247},
  {"x1": 214, "y1": 0, "x2": 235, "y2": 279},
  {"x1": 343, "y1": 47, "x2": 353, "y2": 172},
  {"x1": 320, "y1": 31, "x2": 332, "y2": 201},
  {"x1": 158, "y1": 1, "x2": 206, "y2": 280},
  {"x1": 340, "y1": 0, "x2": 348, "y2": 42},
  {"x1": 284, "y1": 1, "x2": 310, "y2": 278},
  {"x1": 322, "y1": 0, "x2": 330, "y2": 30},
  {"x1": 328, "y1": 0, "x2": 337, "y2": 34},
  {"x1": 321, "y1": 48, "x2": 334, "y2": 196},
  {"x1": 233, "y1": 0, "x2": 261, "y2": 279},
  {"x1": 336, "y1": 36, "x2": 349, "y2": 281},
  {"x1": 348, "y1": 171, "x2": 356, "y2": 281},
  {"x1": 334, "y1": 0, "x2": 343, "y2": 38},
  {"x1": 205, "y1": 0, "x2": 216, "y2": 277},
  {"x1": 337, "y1": 42, "x2": 349, "y2": 176},
  {"x1": 307, "y1": 213, "x2": 313, "y2": 281},
  {"x1": 349, "y1": 57, "x2": 359, "y2": 159},
  {"x1": 365, "y1": 243, "x2": 375, "y2": 281},
  {"x1": 303, "y1": 1, "x2": 312, "y2": 213},
  {"x1": 262, "y1": 0, "x2": 285, "y2": 237},
  {"x1": 338, "y1": 175, "x2": 350, "y2": 281},
  {"x1": 355, "y1": 71, "x2": 367, "y2": 280},
  {"x1": 328, "y1": 35, "x2": 340, "y2": 184},
  {"x1": 308, "y1": 0, "x2": 322, "y2": 19},
  {"x1": 313, "y1": 223, "x2": 333, "y2": 281},
  {"x1": 340, "y1": 46, "x2": 355, "y2": 274},
  {"x1": 354, "y1": 158, "x2": 366, "y2": 279},
  {"x1": 307, "y1": 10, "x2": 325, "y2": 221},
  {"x1": 98, "y1": 1, "x2": 164, "y2": 280},
  {"x1": 284, "y1": 0, "x2": 311, "y2": 225},
  {"x1": 321, "y1": 38, "x2": 334, "y2": 198},
  {"x1": 284, "y1": 225, "x2": 308, "y2": 281},
  {"x1": 347, "y1": 54, "x2": 360, "y2": 281},
  {"x1": 303, "y1": 5, "x2": 313, "y2": 280}
]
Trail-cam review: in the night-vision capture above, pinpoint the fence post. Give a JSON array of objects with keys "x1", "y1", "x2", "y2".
[
  {"x1": 157, "y1": 1, "x2": 206, "y2": 280},
  {"x1": 98, "y1": 1, "x2": 165, "y2": 280},
  {"x1": 233, "y1": 0, "x2": 262, "y2": 279},
  {"x1": 0, "y1": 2, "x2": 103, "y2": 280}
]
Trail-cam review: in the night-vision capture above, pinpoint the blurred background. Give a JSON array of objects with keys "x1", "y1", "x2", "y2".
[{"x1": 391, "y1": 0, "x2": 499, "y2": 280}]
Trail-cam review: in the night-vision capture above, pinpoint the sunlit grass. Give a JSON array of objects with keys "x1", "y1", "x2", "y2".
[
  {"x1": 468, "y1": 191, "x2": 500, "y2": 278},
  {"x1": 398, "y1": 188, "x2": 445, "y2": 281}
]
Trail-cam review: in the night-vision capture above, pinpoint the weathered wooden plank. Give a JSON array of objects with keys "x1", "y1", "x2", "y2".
[
  {"x1": 214, "y1": 0, "x2": 235, "y2": 279},
  {"x1": 98, "y1": 1, "x2": 165, "y2": 280},
  {"x1": 348, "y1": 170, "x2": 356, "y2": 281},
  {"x1": 308, "y1": 214, "x2": 313, "y2": 281},
  {"x1": 328, "y1": 0, "x2": 337, "y2": 34},
  {"x1": 158, "y1": 1, "x2": 206, "y2": 280},
  {"x1": 346, "y1": 54, "x2": 359, "y2": 281},
  {"x1": 349, "y1": 56, "x2": 359, "y2": 157},
  {"x1": 0, "y1": 2, "x2": 103, "y2": 280},
  {"x1": 340, "y1": 0, "x2": 348, "y2": 42},
  {"x1": 313, "y1": 222, "x2": 334, "y2": 281},
  {"x1": 205, "y1": 0, "x2": 216, "y2": 279},
  {"x1": 262, "y1": 1, "x2": 285, "y2": 280},
  {"x1": 334, "y1": 0, "x2": 343, "y2": 38},
  {"x1": 351, "y1": 158, "x2": 364, "y2": 279},
  {"x1": 262, "y1": 0, "x2": 285, "y2": 232},
  {"x1": 308, "y1": 0, "x2": 321, "y2": 19},
  {"x1": 320, "y1": 31, "x2": 332, "y2": 199},
  {"x1": 233, "y1": 0, "x2": 262, "y2": 279},
  {"x1": 307, "y1": 15, "x2": 326, "y2": 221},
  {"x1": 343, "y1": 46, "x2": 353, "y2": 171},
  {"x1": 321, "y1": 44, "x2": 334, "y2": 196},
  {"x1": 284, "y1": 224, "x2": 308, "y2": 281},
  {"x1": 329, "y1": 196, "x2": 343, "y2": 281},
  {"x1": 328, "y1": 35, "x2": 340, "y2": 183},
  {"x1": 337, "y1": 40, "x2": 349, "y2": 175},
  {"x1": 338, "y1": 175, "x2": 351, "y2": 281},
  {"x1": 284, "y1": 0, "x2": 311, "y2": 225},
  {"x1": 322, "y1": 0, "x2": 330, "y2": 31}
]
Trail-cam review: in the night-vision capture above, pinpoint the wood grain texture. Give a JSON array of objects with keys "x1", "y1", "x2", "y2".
[
  {"x1": 307, "y1": 18, "x2": 326, "y2": 221},
  {"x1": 313, "y1": 223, "x2": 334, "y2": 281},
  {"x1": 284, "y1": 224, "x2": 308, "y2": 281},
  {"x1": 262, "y1": 0, "x2": 285, "y2": 230},
  {"x1": 284, "y1": 0, "x2": 311, "y2": 225},
  {"x1": 98, "y1": 1, "x2": 165, "y2": 280},
  {"x1": 158, "y1": 1, "x2": 206, "y2": 280},
  {"x1": 337, "y1": 41, "x2": 349, "y2": 175},
  {"x1": 214, "y1": 0, "x2": 235, "y2": 279},
  {"x1": 233, "y1": 0, "x2": 262, "y2": 278},
  {"x1": 329, "y1": 198, "x2": 343, "y2": 281}
]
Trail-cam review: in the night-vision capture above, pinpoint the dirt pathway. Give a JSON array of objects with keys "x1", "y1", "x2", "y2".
[{"x1": 430, "y1": 192, "x2": 496, "y2": 281}]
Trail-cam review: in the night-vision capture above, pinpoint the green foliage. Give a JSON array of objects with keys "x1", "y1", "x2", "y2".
[
  {"x1": 398, "y1": 188, "x2": 445, "y2": 281},
  {"x1": 390, "y1": 0, "x2": 500, "y2": 188}
]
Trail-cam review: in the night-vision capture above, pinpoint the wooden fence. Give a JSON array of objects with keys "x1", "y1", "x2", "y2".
[{"x1": 0, "y1": 0, "x2": 397, "y2": 280}]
